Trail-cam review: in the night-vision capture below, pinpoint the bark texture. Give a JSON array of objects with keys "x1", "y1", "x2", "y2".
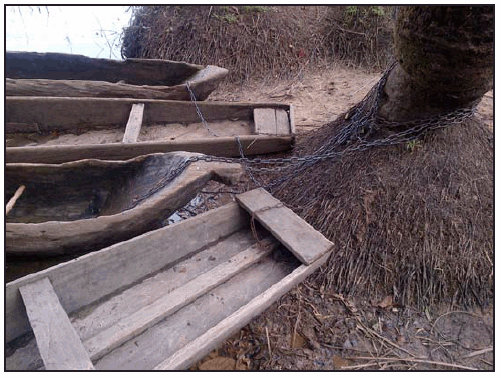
[{"x1": 379, "y1": 6, "x2": 493, "y2": 122}]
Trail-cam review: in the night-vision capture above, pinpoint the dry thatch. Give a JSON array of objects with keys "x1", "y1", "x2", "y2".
[
  {"x1": 257, "y1": 115, "x2": 493, "y2": 309},
  {"x1": 121, "y1": 6, "x2": 393, "y2": 82}
]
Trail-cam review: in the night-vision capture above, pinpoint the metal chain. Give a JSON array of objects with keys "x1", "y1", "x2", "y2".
[
  {"x1": 186, "y1": 81, "x2": 219, "y2": 137},
  {"x1": 126, "y1": 63, "x2": 477, "y2": 208},
  {"x1": 236, "y1": 135, "x2": 263, "y2": 187}
]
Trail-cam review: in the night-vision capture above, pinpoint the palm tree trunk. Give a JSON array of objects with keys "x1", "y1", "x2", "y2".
[{"x1": 378, "y1": 6, "x2": 493, "y2": 123}]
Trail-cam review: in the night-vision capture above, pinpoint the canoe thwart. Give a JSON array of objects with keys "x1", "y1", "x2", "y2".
[
  {"x1": 122, "y1": 103, "x2": 145, "y2": 143},
  {"x1": 19, "y1": 277, "x2": 94, "y2": 370},
  {"x1": 254, "y1": 108, "x2": 291, "y2": 136},
  {"x1": 236, "y1": 188, "x2": 334, "y2": 265}
]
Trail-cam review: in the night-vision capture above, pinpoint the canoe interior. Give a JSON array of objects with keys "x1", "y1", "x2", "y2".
[
  {"x1": 5, "y1": 98, "x2": 293, "y2": 149},
  {"x1": 5, "y1": 119, "x2": 255, "y2": 148},
  {"x1": 6, "y1": 51, "x2": 203, "y2": 86},
  {"x1": 5, "y1": 154, "x2": 189, "y2": 223},
  {"x1": 5, "y1": 207, "x2": 302, "y2": 370}
]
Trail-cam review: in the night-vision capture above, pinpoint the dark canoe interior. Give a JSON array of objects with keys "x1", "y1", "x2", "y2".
[
  {"x1": 6, "y1": 51, "x2": 202, "y2": 86},
  {"x1": 5, "y1": 154, "x2": 189, "y2": 223}
]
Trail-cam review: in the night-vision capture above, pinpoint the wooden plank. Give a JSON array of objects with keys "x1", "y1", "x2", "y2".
[
  {"x1": 254, "y1": 108, "x2": 277, "y2": 135},
  {"x1": 154, "y1": 251, "x2": 331, "y2": 370},
  {"x1": 6, "y1": 202, "x2": 249, "y2": 343},
  {"x1": 6, "y1": 135, "x2": 294, "y2": 164},
  {"x1": 97, "y1": 248, "x2": 298, "y2": 370},
  {"x1": 72, "y1": 230, "x2": 259, "y2": 342},
  {"x1": 236, "y1": 188, "x2": 333, "y2": 265},
  {"x1": 6, "y1": 97, "x2": 290, "y2": 133},
  {"x1": 122, "y1": 103, "x2": 145, "y2": 143},
  {"x1": 19, "y1": 277, "x2": 94, "y2": 370},
  {"x1": 83, "y1": 237, "x2": 278, "y2": 361},
  {"x1": 289, "y1": 105, "x2": 296, "y2": 134},
  {"x1": 275, "y1": 109, "x2": 290, "y2": 135}
]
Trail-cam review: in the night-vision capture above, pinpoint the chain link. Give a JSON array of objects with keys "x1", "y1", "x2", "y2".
[
  {"x1": 126, "y1": 63, "x2": 477, "y2": 208},
  {"x1": 186, "y1": 81, "x2": 219, "y2": 137}
]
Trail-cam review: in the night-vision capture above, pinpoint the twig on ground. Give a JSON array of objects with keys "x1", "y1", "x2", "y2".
[
  {"x1": 6, "y1": 185, "x2": 26, "y2": 215},
  {"x1": 432, "y1": 311, "x2": 482, "y2": 330},
  {"x1": 460, "y1": 347, "x2": 493, "y2": 359},
  {"x1": 265, "y1": 326, "x2": 272, "y2": 360},
  {"x1": 344, "y1": 356, "x2": 478, "y2": 370}
]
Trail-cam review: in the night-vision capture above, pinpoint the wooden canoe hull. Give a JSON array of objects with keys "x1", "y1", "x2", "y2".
[
  {"x1": 6, "y1": 52, "x2": 228, "y2": 100},
  {"x1": 5, "y1": 152, "x2": 243, "y2": 256},
  {"x1": 6, "y1": 189, "x2": 333, "y2": 370},
  {"x1": 6, "y1": 97, "x2": 296, "y2": 164}
]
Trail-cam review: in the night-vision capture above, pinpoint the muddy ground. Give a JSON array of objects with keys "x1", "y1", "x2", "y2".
[{"x1": 187, "y1": 63, "x2": 494, "y2": 371}]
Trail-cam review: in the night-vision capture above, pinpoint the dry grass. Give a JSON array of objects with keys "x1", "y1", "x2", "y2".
[
  {"x1": 257, "y1": 115, "x2": 493, "y2": 309},
  {"x1": 121, "y1": 6, "x2": 394, "y2": 83}
]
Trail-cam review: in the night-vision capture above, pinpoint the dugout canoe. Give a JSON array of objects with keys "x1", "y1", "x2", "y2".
[
  {"x1": 5, "y1": 152, "x2": 243, "y2": 256},
  {"x1": 6, "y1": 51, "x2": 228, "y2": 100},
  {"x1": 6, "y1": 97, "x2": 296, "y2": 164},
  {"x1": 5, "y1": 188, "x2": 333, "y2": 370}
]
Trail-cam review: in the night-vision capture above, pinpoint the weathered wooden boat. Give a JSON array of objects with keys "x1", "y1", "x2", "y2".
[
  {"x1": 5, "y1": 152, "x2": 242, "y2": 256},
  {"x1": 5, "y1": 188, "x2": 333, "y2": 370},
  {"x1": 6, "y1": 51, "x2": 228, "y2": 100},
  {"x1": 6, "y1": 96, "x2": 295, "y2": 164}
]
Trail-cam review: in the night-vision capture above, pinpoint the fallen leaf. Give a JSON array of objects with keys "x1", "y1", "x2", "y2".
[
  {"x1": 377, "y1": 295, "x2": 393, "y2": 308},
  {"x1": 208, "y1": 350, "x2": 218, "y2": 358},
  {"x1": 291, "y1": 332, "x2": 306, "y2": 348},
  {"x1": 199, "y1": 356, "x2": 236, "y2": 370},
  {"x1": 235, "y1": 357, "x2": 249, "y2": 370},
  {"x1": 333, "y1": 355, "x2": 350, "y2": 368}
]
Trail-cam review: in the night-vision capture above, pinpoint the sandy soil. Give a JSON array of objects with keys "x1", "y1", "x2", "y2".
[
  {"x1": 210, "y1": 64, "x2": 381, "y2": 133},
  {"x1": 192, "y1": 64, "x2": 494, "y2": 371},
  {"x1": 210, "y1": 63, "x2": 493, "y2": 133}
]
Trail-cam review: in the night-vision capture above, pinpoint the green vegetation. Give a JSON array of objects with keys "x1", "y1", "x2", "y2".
[{"x1": 405, "y1": 139, "x2": 423, "y2": 152}]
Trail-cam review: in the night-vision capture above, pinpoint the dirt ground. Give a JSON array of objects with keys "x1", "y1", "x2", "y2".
[
  {"x1": 210, "y1": 63, "x2": 493, "y2": 133},
  {"x1": 188, "y1": 63, "x2": 494, "y2": 371}
]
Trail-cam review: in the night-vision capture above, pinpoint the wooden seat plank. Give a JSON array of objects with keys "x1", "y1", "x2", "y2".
[
  {"x1": 19, "y1": 277, "x2": 94, "y2": 370},
  {"x1": 122, "y1": 103, "x2": 145, "y2": 143},
  {"x1": 275, "y1": 109, "x2": 290, "y2": 135},
  {"x1": 254, "y1": 108, "x2": 277, "y2": 135},
  {"x1": 236, "y1": 188, "x2": 333, "y2": 265},
  {"x1": 83, "y1": 237, "x2": 278, "y2": 361}
]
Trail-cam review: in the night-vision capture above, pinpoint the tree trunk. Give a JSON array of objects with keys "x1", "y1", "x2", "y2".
[{"x1": 378, "y1": 6, "x2": 493, "y2": 123}]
